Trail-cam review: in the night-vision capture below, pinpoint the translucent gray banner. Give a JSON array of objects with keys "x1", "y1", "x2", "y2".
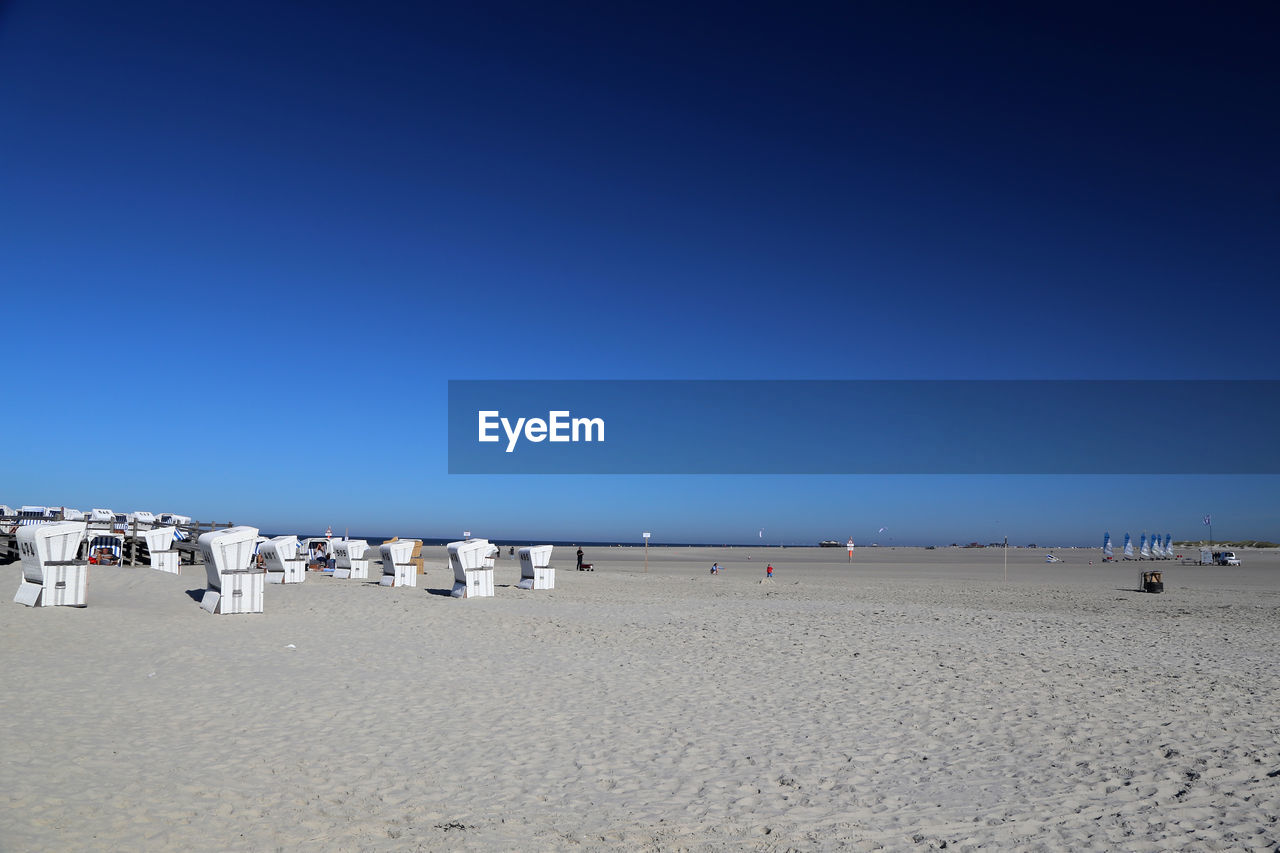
[{"x1": 448, "y1": 380, "x2": 1280, "y2": 474}]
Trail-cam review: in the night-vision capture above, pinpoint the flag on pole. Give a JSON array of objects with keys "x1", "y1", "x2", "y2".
[{"x1": 1204, "y1": 515, "x2": 1212, "y2": 525}]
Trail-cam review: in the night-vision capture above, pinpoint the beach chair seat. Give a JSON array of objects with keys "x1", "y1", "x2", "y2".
[
  {"x1": 517, "y1": 545, "x2": 555, "y2": 590},
  {"x1": 198, "y1": 526, "x2": 265, "y2": 614},
  {"x1": 260, "y1": 535, "x2": 306, "y2": 584},
  {"x1": 14, "y1": 521, "x2": 89, "y2": 607},
  {"x1": 379, "y1": 540, "x2": 417, "y2": 587},
  {"x1": 149, "y1": 550, "x2": 180, "y2": 574},
  {"x1": 144, "y1": 526, "x2": 182, "y2": 574},
  {"x1": 203, "y1": 569, "x2": 265, "y2": 614},
  {"x1": 335, "y1": 553, "x2": 371, "y2": 580},
  {"x1": 332, "y1": 539, "x2": 370, "y2": 579},
  {"x1": 447, "y1": 539, "x2": 495, "y2": 598}
]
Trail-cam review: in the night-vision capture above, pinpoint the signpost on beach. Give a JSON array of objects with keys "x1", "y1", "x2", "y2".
[
  {"x1": 643, "y1": 531, "x2": 650, "y2": 572},
  {"x1": 1003, "y1": 535, "x2": 1008, "y2": 582}
]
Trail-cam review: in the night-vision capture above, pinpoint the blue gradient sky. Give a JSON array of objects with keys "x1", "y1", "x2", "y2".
[{"x1": 3, "y1": 2, "x2": 1277, "y2": 544}]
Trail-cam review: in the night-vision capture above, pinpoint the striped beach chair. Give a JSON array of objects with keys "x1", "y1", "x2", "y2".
[{"x1": 88, "y1": 534, "x2": 124, "y2": 565}]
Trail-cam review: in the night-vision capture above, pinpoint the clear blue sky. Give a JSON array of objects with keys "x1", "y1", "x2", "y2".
[{"x1": 3, "y1": 1, "x2": 1277, "y2": 544}]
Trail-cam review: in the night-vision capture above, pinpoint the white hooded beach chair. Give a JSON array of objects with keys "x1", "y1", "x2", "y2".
[
  {"x1": 17, "y1": 506, "x2": 52, "y2": 529},
  {"x1": 447, "y1": 539, "x2": 495, "y2": 598},
  {"x1": 143, "y1": 526, "x2": 181, "y2": 574},
  {"x1": 198, "y1": 526, "x2": 264, "y2": 614},
  {"x1": 14, "y1": 521, "x2": 88, "y2": 607},
  {"x1": 379, "y1": 539, "x2": 416, "y2": 587},
  {"x1": 261, "y1": 535, "x2": 306, "y2": 584},
  {"x1": 127, "y1": 511, "x2": 157, "y2": 530},
  {"x1": 86, "y1": 508, "x2": 115, "y2": 533},
  {"x1": 332, "y1": 539, "x2": 370, "y2": 579},
  {"x1": 157, "y1": 514, "x2": 192, "y2": 541},
  {"x1": 517, "y1": 545, "x2": 555, "y2": 590}
]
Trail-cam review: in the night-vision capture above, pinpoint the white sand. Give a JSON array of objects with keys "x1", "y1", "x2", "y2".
[{"x1": 2, "y1": 545, "x2": 1278, "y2": 851}]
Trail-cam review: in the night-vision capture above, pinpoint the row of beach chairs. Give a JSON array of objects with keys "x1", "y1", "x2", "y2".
[
  {"x1": 12, "y1": 522, "x2": 557, "y2": 614},
  {"x1": 13, "y1": 521, "x2": 182, "y2": 606}
]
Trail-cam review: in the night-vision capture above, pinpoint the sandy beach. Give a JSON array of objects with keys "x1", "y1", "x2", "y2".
[{"x1": 2, "y1": 545, "x2": 1278, "y2": 851}]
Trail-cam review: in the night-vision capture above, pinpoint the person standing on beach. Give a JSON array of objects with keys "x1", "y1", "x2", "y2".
[
  {"x1": 576, "y1": 547, "x2": 584, "y2": 571},
  {"x1": 766, "y1": 563, "x2": 773, "y2": 579}
]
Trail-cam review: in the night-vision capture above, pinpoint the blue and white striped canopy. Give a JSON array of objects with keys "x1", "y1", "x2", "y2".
[{"x1": 89, "y1": 535, "x2": 123, "y2": 559}]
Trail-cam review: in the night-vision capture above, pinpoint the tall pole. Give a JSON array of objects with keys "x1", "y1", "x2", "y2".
[
  {"x1": 1003, "y1": 535, "x2": 1008, "y2": 582},
  {"x1": 643, "y1": 531, "x2": 650, "y2": 573}
]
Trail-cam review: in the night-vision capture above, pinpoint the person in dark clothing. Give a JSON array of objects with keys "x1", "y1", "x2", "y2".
[{"x1": 576, "y1": 547, "x2": 584, "y2": 571}]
